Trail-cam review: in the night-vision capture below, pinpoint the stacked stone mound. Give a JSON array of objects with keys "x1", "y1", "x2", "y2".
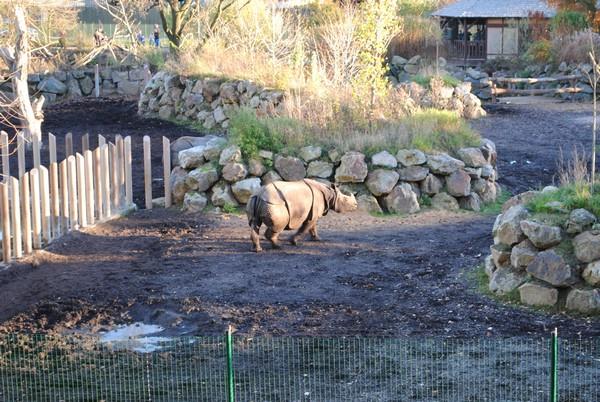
[
  {"x1": 0, "y1": 66, "x2": 147, "y2": 105},
  {"x1": 169, "y1": 136, "x2": 500, "y2": 216},
  {"x1": 138, "y1": 72, "x2": 285, "y2": 130},
  {"x1": 486, "y1": 191, "x2": 600, "y2": 314}
]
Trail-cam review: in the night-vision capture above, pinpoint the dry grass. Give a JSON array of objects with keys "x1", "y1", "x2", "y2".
[{"x1": 557, "y1": 146, "x2": 590, "y2": 186}]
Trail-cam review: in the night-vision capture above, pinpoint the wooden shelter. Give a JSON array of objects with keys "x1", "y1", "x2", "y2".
[{"x1": 432, "y1": 0, "x2": 557, "y2": 64}]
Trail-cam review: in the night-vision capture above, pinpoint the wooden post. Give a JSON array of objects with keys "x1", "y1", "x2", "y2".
[
  {"x1": 110, "y1": 143, "x2": 119, "y2": 209},
  {"x1": 143, "y1": 135, "x2": 152, "y2": 210},
  {"x1": 76, "y1": 153, "x2": 87, "y2": 228},
  {"x1": 48, "y1": 132, "x2": 57, "y2": 164},
  {"x1": 67, "y1": 156, "x2": 78, "y2": 230},
  {"x1": 0, "y1": 183, "x2": 10, "y2": 262},
  {"x1": 93, "y1": 148, "x2": 103, "y2": 220},
  {"x1": 65, "y1": 132, "x2": 73, "y2": 158},
  {"x1": 49, "y1": 162, "x2": 59, "y2": 238},
  {"x1": 98, "y1": 134, "x2": 106, "y2": 148},
  {"x1": 95, "y1": 63, "x2": 100, "y2": 98},
  {"x1": 21, "y1": 172, "x2": 31, "y2": 255},
  {"x1": 11, "y1": 177, "x2": 21, "y2": 259},
  {"x1": 124, "y1": 136, "x2": 133, "y2": 206},
  {"x1": 17, "y1": 134, "x2": 25, "y2": 178},
  {"x1": 1, "y1": 131, "x2": 9, "y2": 183},
  {"x1": 84, "y1": 150, "x2": 95, "y2": 226},
  {"x1": 163, "y1": 136, "x2": 171, "y2": 208},
  {"x1": 30, "y1": 168, "x2": 41, "y2": 249},
  {"x1": 59, "y1": 160, "x2": 69, "y2": 232},
  {"x1": 116, "y1": 135, "x2": 124, "y2": 201},
  {"x1": 32, "y1": 134, "x2": 41, "y2": 170},
  {"x1": 39, "y1": 166, "x2": 51, "y2": 245},
  {"x1": 102, "y1": 144, "x2": 111, "y2": 218},
  {"x1": 82, "y1": 133, "x2": 89, "y2": 154}
]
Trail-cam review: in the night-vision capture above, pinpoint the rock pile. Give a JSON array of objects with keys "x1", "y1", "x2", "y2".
[
  {"x1": 138, "y1": 72, "x2": 285, "y2": 130},
  {"x1": 0, "y1": 66, "x2": 148, "y2": 105},
  {"x1": 169, "y1": 136, "x2": 500, "y2": 216},
  {"x1": 486, "y1": 194, "x2": 600, "y2": 314}
]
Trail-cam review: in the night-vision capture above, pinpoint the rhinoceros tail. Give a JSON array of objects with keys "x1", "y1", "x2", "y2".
[{"x1": 246, "y1": 195, "x2": 261, "y2": 228}]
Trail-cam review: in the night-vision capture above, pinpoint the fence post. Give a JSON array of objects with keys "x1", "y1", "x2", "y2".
[
  {"x1": 82, "y1": 133, "x2": 90, "y2": 154},
  {"x1": 102, "y1": 144, "x2": 111, "y2": 218},
  {"x1": 39, "y1": 166, "x2": 51, "y2": 244},
  {"x1": 1, "y1": 131, "x2": 9, "y2": 183},
  {"x1": 124, "y1": 136, "x2": 133, "y2": 206},
  {"x1": 11, "y1": 177, "x2": 21, "y2": 259},
  {"x1": 65, "y1": 133, "x2": 74, "y2": 159},
  {"x1": 32, "y1": 134, "x2": 41, "y2": 170},
  {"x1": 143, "y1": 136, "x2": 152, "y2": 209},
  {"x1": 94, "y1": 147, "x2": 103, "y2": 220},
  {"x1": 95, "y1": 64, "x2": 100, "y2": 98},
  {"x1": 116, "y1": 135, "x2": 124, "y2": 207},
  {"x1": 110, "y1": 143, "x2": 119, "y2": 209},
  {"x1": 59, "y1": 160, "x2": 69, "y2": 232},
  {"x1": 76, "y1": 154, "x2": 87, "y2": 228},
  {"x1": 163, "y1": 137, "x2": 171, "y2": 208},
  {"x1": 0, "y1": 182, "x2": 10, "y2": 262},
  {"x1": 48, "y1": 133, "x2": 57, "y2": 164},
  {"x1": 550, "y1": 328, "x2": 558, "y2": 402},
  {"x1": 21, "y1": 172, "x2": 31, "y2": 255},
  {"x1": 84, "y1": 150, "x2": 95, "y2": 225},
  {"x1": 67, "y1": 156, "x2": 78, "y2": 230},
  {"x1": 30, "y1": 168, "x2": 41, "y2": 249},
  {"x1": 49, "y1": 161, "x2": 60, "y2": 238},
  {"x1": 226, "y1": 325, "x2": 235, "y2": 402},
  {"x1": 17, "y1": 134, "x2": 25, "y2": 178}
]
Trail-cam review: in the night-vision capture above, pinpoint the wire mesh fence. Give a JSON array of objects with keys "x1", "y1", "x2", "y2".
[{"x1": 0, "y1": 334, "x2": 598, "y2": 401}]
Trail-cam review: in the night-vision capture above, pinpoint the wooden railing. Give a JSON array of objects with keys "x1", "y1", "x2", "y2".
[
  {"x1": 445, "y1": 40, "x2": 486, "y2": 61},
  {"x1": 488, "y1": 74, "x2": 583, "y2": 101}
]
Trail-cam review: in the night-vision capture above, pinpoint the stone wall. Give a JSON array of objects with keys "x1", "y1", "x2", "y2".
[
  {"x1": 0, "y1": 66, "x2": 150, "y2": 105},
  {"x1": 167, "y1": 136, "x2": 500, "y2": 217},
  {"x1": 486, "y1": 191, "x2": 600, "y2": 314},
  {"x1": 138, "y1": 72, "x2": 285, "y2": 130}
]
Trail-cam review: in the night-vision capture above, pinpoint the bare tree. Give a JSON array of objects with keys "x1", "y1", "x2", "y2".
[
  {"x1": 585, "y1": 30, "x2": 599, "y2": 194},
  {"x1": 95, "y1": 0, "x2": 142, "y2": 52},
  {"x1": 0, "y1": 6, "x2": 44, "y2": 143}
]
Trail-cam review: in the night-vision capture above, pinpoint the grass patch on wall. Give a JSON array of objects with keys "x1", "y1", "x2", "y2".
[{"x1": 526, "y1": 183, "x2": 600, "y2": 216}]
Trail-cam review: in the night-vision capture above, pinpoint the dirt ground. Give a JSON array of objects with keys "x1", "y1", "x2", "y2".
[{"x1": 0, "y1": 99, "x2": 598, "y2": 338}]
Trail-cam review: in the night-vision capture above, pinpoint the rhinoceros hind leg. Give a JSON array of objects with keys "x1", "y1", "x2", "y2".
[
  {"x1": 291, "y1": 222, "x2": 312, "y2": 245},
  {"x1": 309, "y1": 223, "x2": 321, "y2": 241},
  {"x1": 265, "y1": 228, "x2": 282, "y2": 249},
  {"x1": 250, "y1": 226, "x2": 262, "y2": 252}
]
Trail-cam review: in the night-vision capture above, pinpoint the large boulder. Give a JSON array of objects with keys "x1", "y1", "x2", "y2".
[
  {"x1": 431, "y1": 192, "x2": 459, "y2": 210},
  {"x1": 396, "y1": 149, "x2": 427, "y2": 167},
  {"x1": 566, "y1": 209, "x2": 597, "y2": 234},
  {"x1": 183, "y1": 192, "x2": 208, "y2": 212},
  {"x1": 457, "y1": 147, "x2": 487, "y2": 167},
  {"x1": 231, "y1": 178, "x2": 261, "y2": 204},
  {"x1": 510, "y1": 239, "x2": 538, "y2": 269},
  {"x1": 178, "y1": 146, "x2": 207, "y2": 169},
  {"x1": 366, "y1": 169, "x2": 400, "y2": 197},
  {"x1": 79, "y1": 76, "x2": 94, "y2": 96},
  {"x1": 459, "y1": 193, "x2": 482, "y2": 212},
  {"x1": 371, "y1": 151, "x2": 398, "y2": 168},
  {"x1": 501, "y1": 191, "x2": 539, "y2": 213},
  {"x1": 298, "y1": 146, "x2": 322, "y2": 162},
  {"x1": 565, "y1": 288, "x2": 600, "y2": 314},
  {"x1": 420, "y1": 174, "x2": 443, "y2": 196},
  {"x1": 171, "y1": 136, "x2": 226, "y2": 166},
  {"x1": 37, "y1": 77, "x2": 67, "y2": 95},
  {"x1": 335, "y1": 152, "x2": 368, "y2": 183},
  {"x1": 446, "y1": 170, "x2": 471, "y2": 197},
  {"x1": 248, "y1": 158, "x2": 266, "y2": 177},
  {"x1": 274, "y1": 156, "x2": 306, "y2": 181},
  {"x1": 472, "y1": 179, "x2": 497, "y2": 203},
  {"x1": 519, "y1": 221, "x2": 562, "y2": 250},
  {"x1": 211, "y1": 182, "x2": 239, "y2": 207},
  {"x1": 384, "y1": 183, "x2": 420, "y2": 214},
  {"x1": 219, "y1": 145, "x2": 242, "y2": 165},
  {"x1": 583, "y1": 261, "x2": 600, "y2": 286},
  {"x1": 186, "y1": 164, "x2": 219, "y2": 192},
  {"x1": 573, "y1": 231, "x2": 600, "y2": 263},
  {"x1": 526, "y1": 249, "x2": 579, "y2": 287},
  {"x1": 261, "y1": 170, "x2": 282, "y2": 184},
  {"x1": 307, "y1": 161, "x2": 333, "y2": 178},
  {"x1": 493, "y1": 205, "x2": 529, "y2": 246},
  {"x1": 427, "y1": 154, "x2": 465, "y2": 175},
  {"x1": 398, "y1": 166, "x2": 429, "y2": 182},
  {"x1": 489, "y1": 267, "x2": 527, "y2": 295},
  {"x1": 222, "y1": 162, "x2": 248, "y2": 182},
  {"x1": 485, "y1": 255, "x2": 497, "y2": 277},
  {"x1": 357, "y1": 194, "x2": 383, "y2": 214},
  {"x1": 490, "y1": 244, "x2": 511, "y2": 267},
  {"x1": 518, "y1": 282, "x2": 558, "y2": 307}
]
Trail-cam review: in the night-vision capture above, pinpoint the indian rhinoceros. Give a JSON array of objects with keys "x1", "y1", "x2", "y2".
[{"x1": 246, "y1": 179, "x2": 358, "y2": 252}]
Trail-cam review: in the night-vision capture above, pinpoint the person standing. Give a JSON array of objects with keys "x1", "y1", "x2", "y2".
[{"x1": 153, "y1": 24, "x2": 160, "y2": 48}]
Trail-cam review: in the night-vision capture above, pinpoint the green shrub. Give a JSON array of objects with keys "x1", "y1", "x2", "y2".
[
  {"x1": 550, "y1": 10, "x2": 589, "y2": 35},
  {"x1": 228, "y1": 108, "x2": 284, "y2": 158},
  {"x1": 524, "y1": 39, "x2": 554, "y2": 64},
  {"x1": 142, "y1": 48, "x2": 166, "y2": 70}
]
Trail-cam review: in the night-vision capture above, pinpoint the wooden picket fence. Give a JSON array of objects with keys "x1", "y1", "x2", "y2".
[{"x1": 0, "y1": 133, "x2": 136, "y2": 264}]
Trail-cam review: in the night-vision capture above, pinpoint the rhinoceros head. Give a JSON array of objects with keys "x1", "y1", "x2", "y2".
[{"x1": 333, "y1": 185, "x2": 358, "y2": 213}]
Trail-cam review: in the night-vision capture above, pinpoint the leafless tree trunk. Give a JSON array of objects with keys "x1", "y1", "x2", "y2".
[
  {"x1": 0, "y1": 6, "x2": 44, "y2": 143},
  {"x1": 587, "y1": 31, "x2": 599, "y2": 194}
]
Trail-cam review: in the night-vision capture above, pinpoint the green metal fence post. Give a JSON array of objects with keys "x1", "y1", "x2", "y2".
[
  {"x1": 226, "y1": 325, "x2": 235, "y2": 402},
  {"x1": 550, "y1": 328, "x2": 558, "y2": 402}
]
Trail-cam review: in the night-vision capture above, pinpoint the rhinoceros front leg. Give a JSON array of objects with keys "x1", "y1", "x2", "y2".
[
  {"x1": 265, "y1": 228, "x2": 282, "y2": 249},
  {"x1": 250, "y1": 226, "x2": 262, "y2": 252},
  {"x1": 291, "y1": 221, "x2": 312, "y2": 245},
  {"x1": 309, "y1": 222, "x2": 321, "y2": 241}
]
